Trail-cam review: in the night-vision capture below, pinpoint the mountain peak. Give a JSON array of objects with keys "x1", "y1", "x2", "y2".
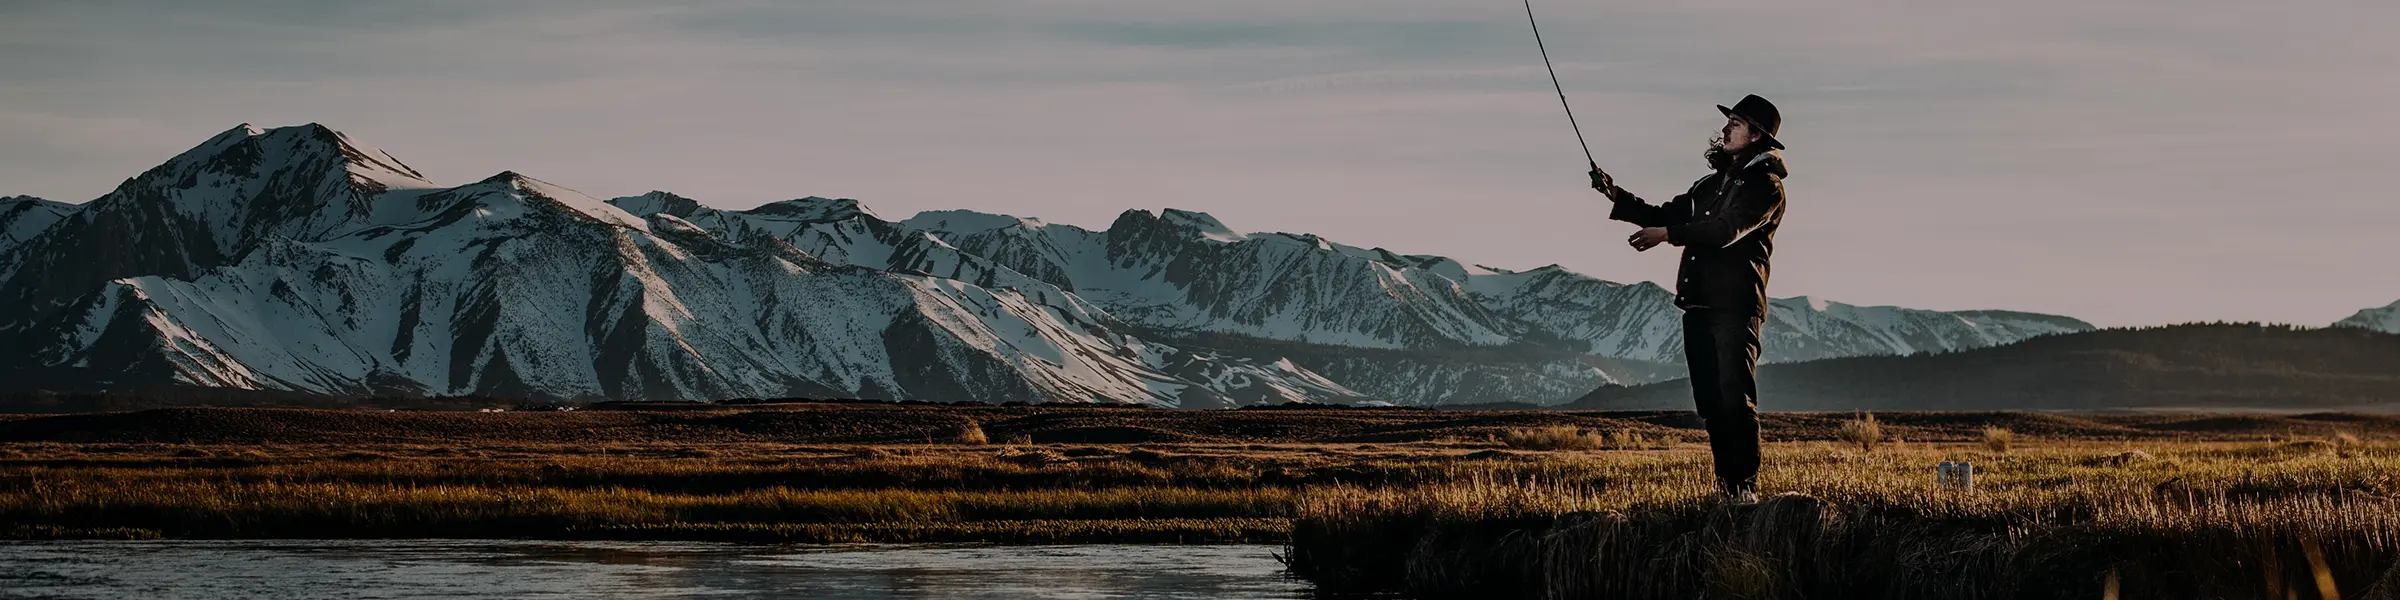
[
  {"x1": 744, "y1": 196, "x2": 876, "y2": 222},
  {"x1": 168, "y1": 123, "x2": 432, "y2": 193},
  {"x1": 1, "y1": 195, "x2": 77, "y2": 249},
  {"x1": 901, "y1": 209, "x2": 1046, "y2": 233},
  {"x1": 1112, "y1": 208, "x2": 1247, "y2": 243},
  {"x1": 463, "y1": 171, "x2": 648, "y2": 231},
  {"x1": 609, "y1": 191, "x2": 707, "y2": 218},
  {"x1": 1775, "y1": 295, "x2": 1839, "y2": 312},
  {"x1": 2336, "y1": 299, "x2": 2400, "y2": 334},
  {"x1": 1159, "y1": 208, "x2": 1244, "y2": 241}
]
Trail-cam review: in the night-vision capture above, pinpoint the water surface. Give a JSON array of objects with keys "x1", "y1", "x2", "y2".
[{"x1": 0, "y1": 540, "x2": 1312, "y2": 599}]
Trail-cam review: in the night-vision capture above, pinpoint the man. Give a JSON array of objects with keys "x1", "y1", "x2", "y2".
[{"x1": 1588, "y1": 94, "x2": 1788, "y2": 503}]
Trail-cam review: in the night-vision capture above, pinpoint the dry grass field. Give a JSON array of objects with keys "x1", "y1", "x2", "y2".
[{"x1": 4, "y1": 403, "x2": 2399, "y2": 598}]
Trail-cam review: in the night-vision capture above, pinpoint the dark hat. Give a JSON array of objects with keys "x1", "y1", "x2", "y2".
[{"x1": 1716, "y1": 94, "x2": 1785, "y2": 150}]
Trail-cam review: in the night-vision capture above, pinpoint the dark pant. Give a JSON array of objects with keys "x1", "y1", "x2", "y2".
[{"x1": 1682, "y1": 310, "x2": 1764, "y2": 485}]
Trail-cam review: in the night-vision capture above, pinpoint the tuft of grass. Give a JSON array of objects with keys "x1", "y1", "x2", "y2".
[
  {"x1": 1003, "y1": 434, "x2": 1034, "y2": 446},
  {"x1": 2333, "y1": 431, "x2": 2363, "y2": 458},
  {"x1": 1498, "y1": 426, "x2": 1603, "y2": 451},
  {"x1": 1982, "y1": 427, "x2": 2014, "y2": 454},
  {"x1": 1837, "y1": 412, "x2": 1883, "y2": 452},
  {"x1": 952, "y1": 420, "x2": 989, "y2": 445}
]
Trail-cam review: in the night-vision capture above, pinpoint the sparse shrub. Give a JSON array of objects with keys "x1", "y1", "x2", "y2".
[
  {"x1": 1982, "y1": 427, "x2": 2014, "y2": 453},
  {"x1": 1499, "y1": 426, "x2": 1604, "y2": 451},
  {"x1": 952, "y1": 420, "x2": 989, "y2": 445},
  {"x1": 1597, "y1": 430, "x2": 1676, "y2": 450},
  {"x1": 1004, "y1": 434, "x2": 1034, "y2": 446},
  {"x1": 1602, "y1": 430, "x2": 1650, "y2": 450},
  {"x1": 1837, "y1": 412, "x2": 1883, "y2": 452},
  {"x1": 2333, "y1": 431, "x2": 2363, "y2": 458}
]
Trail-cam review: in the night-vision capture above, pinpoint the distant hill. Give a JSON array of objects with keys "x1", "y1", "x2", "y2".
[{"x1": 1569, "y1": 323, "x2": 2400, "y2": 411}]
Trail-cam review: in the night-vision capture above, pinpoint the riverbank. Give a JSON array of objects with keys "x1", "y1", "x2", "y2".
[
  {"x1": 6, "y1": 405, "x2": 2400, "y2": 597},
  {"x1": 1287, "y1": 442, "x2": 2400, "y2": 599}
]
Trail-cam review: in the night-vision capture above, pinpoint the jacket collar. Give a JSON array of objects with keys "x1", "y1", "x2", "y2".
[{"x1": 1741, "y1": 150, "x2": 1787, "y2": 177}]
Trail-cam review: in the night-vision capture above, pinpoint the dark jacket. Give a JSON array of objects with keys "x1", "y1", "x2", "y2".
[{"x1": 1607, "y1": 150, "x2": 1788, "y2": 317}]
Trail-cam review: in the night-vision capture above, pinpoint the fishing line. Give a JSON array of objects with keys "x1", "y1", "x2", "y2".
[{"x1": 1521, "y1": 0, "x2": 1595, "y2": 169}]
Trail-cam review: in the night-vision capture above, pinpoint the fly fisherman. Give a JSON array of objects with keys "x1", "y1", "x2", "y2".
[{"x1": 1588, "y1": 94, "x2": 1788, "y2": 504}]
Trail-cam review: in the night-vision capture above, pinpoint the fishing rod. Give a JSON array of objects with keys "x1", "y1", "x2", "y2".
[{"x1": 1521, "y1": 0, "x2": 1596, "y2": 170}]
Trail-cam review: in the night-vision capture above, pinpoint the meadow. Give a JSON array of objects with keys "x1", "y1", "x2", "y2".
[{"x1": 4, "y1": 403, "x2": 2397, "y2": 598}]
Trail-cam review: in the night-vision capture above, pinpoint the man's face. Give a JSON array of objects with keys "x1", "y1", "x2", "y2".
[{"x1": 1720, "y1": 117, "x2": 1756, "y2": 153}]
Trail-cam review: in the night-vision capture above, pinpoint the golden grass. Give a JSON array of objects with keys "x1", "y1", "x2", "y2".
[
  {"x1": 1496, "y1": 426, "x2": 1672, "y2": 452},
  {"x1": 1836, "y1": 411, "x2": 1883, "y2": 452},
  {"x1": 0, "y1": 478, "x2": 1292, "y2": 538},
  {"x1": 952, "y1": 419, "x2": 989, "y2": 445},
  {"x1": 1499, "y1": 426, "x2": 1604, "y2": 451},
  {"x1": 1287, "y1": 441, "x2": 2400, "y2": 598},
  {"x1": 10, "y1": 433, "x2": 2400, "y2": 599},
  {"x1": 1982, "y1": 426, "x2": 2014, "y2": 453}
]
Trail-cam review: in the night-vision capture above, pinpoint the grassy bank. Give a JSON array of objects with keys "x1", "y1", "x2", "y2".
[
  {"x1": 0, "y1": 446, "x2": 1330, "y2": 543},
  {"x1": 8, "y1": 405, "x2": 2400, "y2": 598},
  {"x1": 1288, "y1": 442, "x2": 2400, "y2": 599}
]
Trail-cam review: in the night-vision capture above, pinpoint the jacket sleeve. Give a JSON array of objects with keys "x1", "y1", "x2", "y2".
[
  {"x1": 1606, "y1": 187, "x2": 1690, "y2": 229},
  {"x1": 1667, "y1": 173, "x2": 1782, "y2": 248}
]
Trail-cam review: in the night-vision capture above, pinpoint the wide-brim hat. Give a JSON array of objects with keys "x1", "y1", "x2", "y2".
[{"x1": 1717, "y1": 94, "x2": 1785, "y2": 150}]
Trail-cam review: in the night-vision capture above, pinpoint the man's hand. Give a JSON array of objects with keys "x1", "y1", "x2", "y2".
[
  {"x1": 1628, "y1": 227, "x2": 1670, "y2": 251},
  {"x1": 1588, "y1": 166, "x2": 1614, "y2": 195}
]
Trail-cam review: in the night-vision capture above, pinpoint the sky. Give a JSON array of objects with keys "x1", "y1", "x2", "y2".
[{"x1": 2, "y1": 0, "x2": 2395, "y2": 327}]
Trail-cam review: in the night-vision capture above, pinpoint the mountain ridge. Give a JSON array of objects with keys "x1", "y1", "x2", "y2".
[{"x1": 3, "y1": 123, "x2": 2102, "y2": 406}]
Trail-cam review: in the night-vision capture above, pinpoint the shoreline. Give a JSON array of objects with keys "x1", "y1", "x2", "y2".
[{"x1": 6, "y1": 405, "x2": 2400, "y2": 596}]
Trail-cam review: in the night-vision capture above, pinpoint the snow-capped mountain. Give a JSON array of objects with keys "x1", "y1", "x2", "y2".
[
  {"x1": 1, "y1": 196, "x2": 75, "y2": 249},
  {"x1": 2336, "y1": 300, "x2": 2400, "y2": 334},
  {"x1": 0, "y1": 125, "x2": 1359, "y2": 406},
  {"x1": 0, "y1": 123, "x2": 2093, "y2": 406},
  {"x1": 0, "y1": 196, "x2": 78, "y2": 282}
]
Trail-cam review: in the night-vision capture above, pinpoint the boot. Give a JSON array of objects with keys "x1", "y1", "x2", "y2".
[{"x1": 1717, "y1": 477, "x2": 1758, "y2": 505}]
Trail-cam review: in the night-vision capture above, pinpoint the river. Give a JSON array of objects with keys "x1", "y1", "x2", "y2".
[{"x1": 0, "y1": 540, "x2": 1314, "y2": 599}]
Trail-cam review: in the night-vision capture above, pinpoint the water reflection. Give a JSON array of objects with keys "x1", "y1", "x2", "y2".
[{"x1": 0, "y1": 540, "x2": 1314, "y2": 599}]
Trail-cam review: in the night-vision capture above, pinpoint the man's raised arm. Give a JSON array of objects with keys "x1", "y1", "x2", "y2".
[{"x1": 1592, "y1": 167, "x2": 1682, "y2": 228}]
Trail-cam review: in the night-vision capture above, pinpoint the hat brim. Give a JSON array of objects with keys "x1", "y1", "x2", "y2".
[{"x1": 1717, "y1": 105, "x2": 1786, "y2": 150}]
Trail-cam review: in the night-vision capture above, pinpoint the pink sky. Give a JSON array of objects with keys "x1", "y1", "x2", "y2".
[{"x1": 2, "y1": 1, "x2": 2395, "y2": 327}]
